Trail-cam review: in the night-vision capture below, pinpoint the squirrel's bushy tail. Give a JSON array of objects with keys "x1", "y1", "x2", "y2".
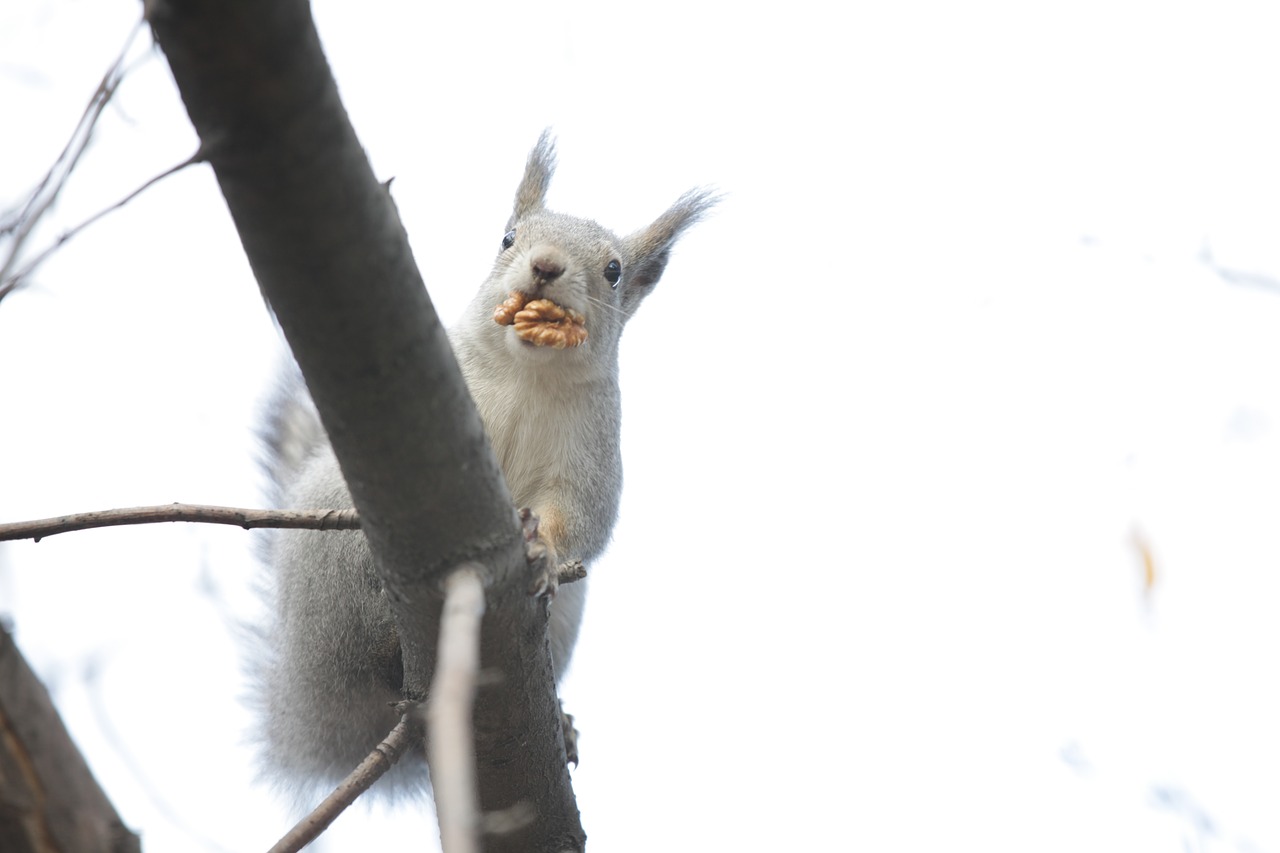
[{"x1": 256, "y1": 359, "x2": 326, "y2": 507}]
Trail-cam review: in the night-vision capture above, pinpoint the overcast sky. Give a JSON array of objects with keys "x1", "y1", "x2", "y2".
[{"x1": 3, "y1": 1, "x2": 1280, "y2": 851}]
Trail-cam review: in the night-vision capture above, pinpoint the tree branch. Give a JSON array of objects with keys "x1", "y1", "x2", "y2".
[
  {"x1": 1198, "y1": 242, "x2": 1280, "y2": 294},
  {"x1": 267, "y1": 710, "x2": 423, "y2": 853},
  {"x1": 146, "y1": 0, "x2": 583, "y2": 848},
  {"x1": 0, "y1": 505, "x2": 359, "y2": 542},
  {"x1": 0, "y1": 19, "x2": 145, "y2": 302},
  {"x1": 0, "y1": 152, "x2": 205, "y2": 296},
  {"x1": 429, "y1": 567, "x2": 486, "y2": 853}
]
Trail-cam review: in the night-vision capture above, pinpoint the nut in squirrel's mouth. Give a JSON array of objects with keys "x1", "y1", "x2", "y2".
[{"x1": 493, "y1": 291, "x2": 588, "y2": 349}]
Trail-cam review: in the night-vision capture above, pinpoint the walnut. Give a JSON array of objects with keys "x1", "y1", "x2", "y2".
[
  {"x1": 493, "y1": 292, "x2": 527, "y2": 326},
  {"x1": 493, "y1": 291, "x2": 588, "y2": 349}
]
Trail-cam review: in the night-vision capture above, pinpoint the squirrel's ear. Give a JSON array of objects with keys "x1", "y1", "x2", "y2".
[
  {"x1": 508, "y1": 129, "x2": 557, "y2": 230},
  {"x1": 621, "y1": 188, "x2": 719, "y2": 310}
]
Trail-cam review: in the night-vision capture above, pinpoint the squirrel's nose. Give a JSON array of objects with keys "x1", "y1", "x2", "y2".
[{"x1": 530, "y1": 250, "x2": 565, "y2": 284}]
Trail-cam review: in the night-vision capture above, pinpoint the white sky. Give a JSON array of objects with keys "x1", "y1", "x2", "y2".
[{"x1": 3, "y1": 1, "x2": 1280, "y2": 851}]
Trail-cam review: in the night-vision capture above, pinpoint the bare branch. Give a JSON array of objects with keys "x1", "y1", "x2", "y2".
[
  {"x1": 428, "y1": 567, "x2": 487, "y2": 853},
  {"x1": 267, "y1": 710, "x2": 423, "y2": 853},
  {"x1": 0, "y1": 151, "x2": 205, "y2": 298},
  {"x1": 0, "y1": 505, "x2": 359, "y2": 542},
  {"x1": 1199, "y1": 242, "x2": 1280, "y2": 294},
  {"x1": 0, "y1": 18, "x2": 146, "y2": 301}
]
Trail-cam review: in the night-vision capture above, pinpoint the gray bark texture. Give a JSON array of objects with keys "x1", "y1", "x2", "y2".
[
  {"x1": 0, "y1": 627, "x2": 141, "y2": 853},
  {"x1": 145, "y1": 0, "x2": 586, "y2": 849}
]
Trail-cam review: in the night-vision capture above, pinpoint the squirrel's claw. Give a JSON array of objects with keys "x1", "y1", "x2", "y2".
[
  {"x1": 560, "y1": 701, "x2": 580, "y2": 768},
  {"x1": 520, "y1": 508, "x2": 559, "y2": 599}
]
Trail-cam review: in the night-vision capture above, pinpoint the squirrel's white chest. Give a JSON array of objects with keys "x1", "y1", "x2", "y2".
[{"x1": 464, "y1": 366, "x2": 578, "y2": 506}]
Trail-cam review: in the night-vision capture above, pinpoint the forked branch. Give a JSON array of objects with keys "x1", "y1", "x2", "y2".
[{"x1": 1, "y1": 19, "x2": 149, "y2": 301}]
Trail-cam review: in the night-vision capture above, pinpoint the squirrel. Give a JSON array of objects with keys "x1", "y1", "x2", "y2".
[{"x1": 250, "y1": 131, "x2": 717, "y2": 806}]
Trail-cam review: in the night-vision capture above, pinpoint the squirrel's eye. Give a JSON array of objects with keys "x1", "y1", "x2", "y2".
[
  {"x1": 501, "y1": 230, "x2": 516, "y2": 250},
  {"x1": 604, "y1": 259, "x2": 622, "y2": 287}
]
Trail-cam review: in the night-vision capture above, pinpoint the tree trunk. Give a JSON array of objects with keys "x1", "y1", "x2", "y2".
[{"x1": 0, "y1": 627, "x2": 141, "y2": 853}]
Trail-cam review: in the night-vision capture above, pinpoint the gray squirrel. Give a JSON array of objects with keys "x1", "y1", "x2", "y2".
[{"x1": 252, "y1": 132, "x2": 717, "y2": 806}]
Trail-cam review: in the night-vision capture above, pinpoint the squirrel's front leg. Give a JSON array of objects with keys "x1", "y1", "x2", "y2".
[{"x1": 519, "y1": 505, "x2": 576, "y2": 597}]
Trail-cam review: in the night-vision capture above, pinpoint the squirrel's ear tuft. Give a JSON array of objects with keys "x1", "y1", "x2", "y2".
[
  {"x1": 508, "y1": 129, "x2": 557, "y2": 230},
  {"x1": 621, "y1": 188, "x2": 720, "y2": 309}
]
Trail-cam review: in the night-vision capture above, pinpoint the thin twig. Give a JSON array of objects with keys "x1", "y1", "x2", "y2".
[
  {"x1": 0, "y1": 504, "x2": 359, "y2": 542},
  {"x1": 0, "y1": 20, "x2": 140, "y2": 238},
  {"x1": 0, "y1": 151, "x2": 205, "y2": 297},
  {"x1": 0, "y1": 19, "x2": 145, "y2": 299},
  {"x1": 267, "y1": 711, "x2": 422, "y2": 853},
  {"x1": 428, "y1": 566, "x2": 487, "y2": 853},
  {"x1": 1199, "y1": 242, "x2": 1280, "y2": 294}
]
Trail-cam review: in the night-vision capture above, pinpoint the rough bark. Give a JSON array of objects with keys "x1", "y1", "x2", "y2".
[
  {"x1": 0, "y1": 627, "x2": 141, "y2": 853},
  {"x1": 146, "y1": 0, "x2": 584, "y2": 849}
]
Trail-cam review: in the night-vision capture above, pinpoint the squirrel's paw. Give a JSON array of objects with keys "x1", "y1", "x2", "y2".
[
  {"x1": 560, "y1": 701, "x2": 580, "y2": 768},
  {"x1": 557, "y1": 559, "x2": 587, "y2": 585},
  {"x1": 519, "y1": 508, "x2": 558, "y2": 599},
  {"x1": 519, "y1": 510, "x2": 587, "y2": 596}
]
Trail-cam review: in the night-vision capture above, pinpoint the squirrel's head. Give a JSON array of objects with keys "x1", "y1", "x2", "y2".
[{"x1": 483, "y1": 130, "x2": 719, "y2": 371}]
